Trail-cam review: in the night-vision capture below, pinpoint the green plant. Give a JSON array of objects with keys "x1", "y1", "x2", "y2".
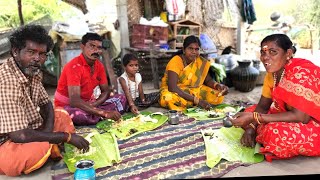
[
  {"x1": 293, "y1": 29, "x2": 313, "y2": 48},
  {"x1": 0, "y1": 0, "x2": 78, "y2": 28},
  {"x1": 210, "y1": 62, "x2": 226, "y2": 83}
]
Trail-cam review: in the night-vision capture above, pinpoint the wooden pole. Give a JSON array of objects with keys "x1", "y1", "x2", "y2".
[
  {"x1": 17, "y1": 0, "x2": 24, "y2": 25},
  {"x1": 101, "y1": 49, "x2": 118, "y2": 92},
  {"x1": 149, "y1": 42, "x2": 160, "y2": 89},
  {"x1": 116, "y1": 0, "x2": 130, "y2": 57},
  {"x1": 236, "y1": 0, "x2": 245, "y2": 56}
]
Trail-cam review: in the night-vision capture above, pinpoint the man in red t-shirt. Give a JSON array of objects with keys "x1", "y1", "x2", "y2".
[{"x1": 54, "y1": 33, "x2": 127, "y2": 125}]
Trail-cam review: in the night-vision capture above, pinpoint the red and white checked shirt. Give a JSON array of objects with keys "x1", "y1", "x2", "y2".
[{"x1": 0, "y1": 58, "x2": 49, "y2": 144}]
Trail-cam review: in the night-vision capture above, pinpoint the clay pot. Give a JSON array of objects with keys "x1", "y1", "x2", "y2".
[{"x1": 230, "y1": 60, "x2": 259, "y2": 92}]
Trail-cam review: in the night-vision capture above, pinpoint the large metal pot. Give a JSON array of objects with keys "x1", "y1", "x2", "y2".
[
  {"x1": 215, "y1": 54, "x2": 239, "y2": 87},
  {"x1": 215, "y1": 54, "x2": 239, "y2": 72}
]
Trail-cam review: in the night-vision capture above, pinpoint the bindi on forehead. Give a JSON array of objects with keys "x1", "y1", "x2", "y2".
[{"x1": 262, "y1": 45, "x2": 268, "y2": 52}]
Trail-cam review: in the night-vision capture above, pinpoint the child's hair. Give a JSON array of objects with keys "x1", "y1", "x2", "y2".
[{"x1": 122, "y1": 53, "x2": 138, "y2": 66}]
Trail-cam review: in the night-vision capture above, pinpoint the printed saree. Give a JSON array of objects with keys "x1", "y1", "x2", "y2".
[
  {"x1": 159, "y1": 55, "x2": 223, "y2": 111},
  {"x1": 246, "y1": 58, "x2": 320, "y2": 162}
]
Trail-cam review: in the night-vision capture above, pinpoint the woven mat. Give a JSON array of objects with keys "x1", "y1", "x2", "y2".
[{"x1": 51, "y1": 118, "x2": 250, "y2": 179}]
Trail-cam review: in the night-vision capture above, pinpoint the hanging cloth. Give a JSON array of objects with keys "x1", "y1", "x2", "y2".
[{"x1": 240, "y1": 0, "x2": 257, "y2": 24}]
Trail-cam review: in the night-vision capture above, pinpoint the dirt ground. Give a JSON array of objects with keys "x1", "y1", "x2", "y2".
[{"x1": 221, "y1": 85, "x2": 262, "y2": 105}]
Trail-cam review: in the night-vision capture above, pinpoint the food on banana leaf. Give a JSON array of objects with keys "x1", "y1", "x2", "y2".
[
  {"x1": 84, "y1": 131, "x2": 98, "y2": 143},
  {"x1": 201, "y1": 127, "x2": 264, "y2": 168},
  {"x1": 204, "y1": 130, "x2": 215, "y2": 137},
  {"x1": 73, "y1": 147, "x2": 97, "y2": 156},
  {"x1": 208, "y1": 112, "x2": 220, "y2": 118},
  {"x1": 129, "y1": 128, "x2": 138, "y2": 134},
  {"x1": 63, "y1": 130, "x2": 121, "y2": 173},
  {"x1": 112, "y1": 114, "x2": 159, "y2": 128},
  {"x1": 96, "y1": 119, "x2": 113, "y2": 130},
  {"x1": 140, "y1": 114, "x2": 158, "y2": 123},
  {"x1": 184, "y1": 104, "x2": 243, "y2": 121},
  {"x1": 214, "y1": 106, "x2": 237, "y2": 113},
  {"x1": 96, "y1": 111, "x2": 168, "y2": 140}
]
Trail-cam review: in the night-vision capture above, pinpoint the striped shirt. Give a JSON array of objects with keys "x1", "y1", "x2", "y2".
[{"x1": 0, "y1": 58, "x2": 49, "y2": 144}]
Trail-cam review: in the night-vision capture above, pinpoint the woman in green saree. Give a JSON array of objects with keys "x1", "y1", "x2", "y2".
[{"x1": 159, "y1": 35, "x2": 229, "y2": 111}]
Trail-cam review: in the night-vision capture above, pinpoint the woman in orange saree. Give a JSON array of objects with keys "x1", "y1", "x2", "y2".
[
  {"x1": 159, "y1": 35, "x2": 229, "y2": 111},
  {"x1": 230, "y1": 34, "x2": 320, "y2": 162}
]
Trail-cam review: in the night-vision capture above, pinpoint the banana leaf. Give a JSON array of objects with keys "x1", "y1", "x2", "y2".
[
  {"x1": 184, "y1": 104, "x2": 244, "y2": 121},
  {"x1": 201, "y1": 127, "x2": 264, "y2": 168},
  {"x1": 63, "y1": 130, "x2": 121, "y2": 173},
  {"x1": 210, "y1": 62, "x2": 226, "y2": 83},
  {"x1": 96, "y1": 111, "x2": 168, "y2": 140}
]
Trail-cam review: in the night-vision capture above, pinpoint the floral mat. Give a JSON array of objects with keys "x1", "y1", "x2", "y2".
[{"x1": 51, "y1": 118, "x2": 253, "y2": 179}]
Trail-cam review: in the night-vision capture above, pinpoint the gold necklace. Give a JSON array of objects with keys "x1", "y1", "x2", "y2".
[
  {"x1": 273, "y1": 69, "x2": 285, "y2": 91},
  {"x1": 273, "y1": 69, "x2": 285, "y2": 111}
]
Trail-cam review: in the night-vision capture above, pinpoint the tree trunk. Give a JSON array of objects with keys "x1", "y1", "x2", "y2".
[{"x1": 17, "y1": 0, "x2": 24, "y2": 25}]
